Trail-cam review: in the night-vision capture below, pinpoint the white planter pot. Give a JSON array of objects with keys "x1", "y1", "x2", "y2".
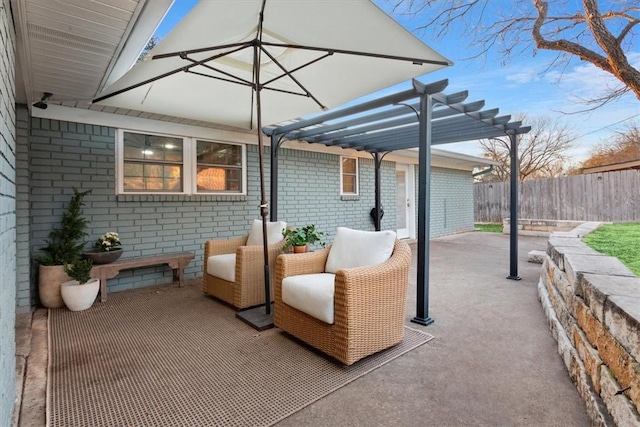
[{"x1": 60, "y1": 278, "x2": 100, "y2": 311}]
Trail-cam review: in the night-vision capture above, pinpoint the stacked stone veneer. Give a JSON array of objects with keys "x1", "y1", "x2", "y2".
[{"x1": 538, "y1": 222, "x2": 640, "y2": 426}]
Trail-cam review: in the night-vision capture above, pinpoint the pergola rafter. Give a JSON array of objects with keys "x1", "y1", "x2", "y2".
[{"x1": 266, "y1": 78, "x2": 529, "y2": 326}]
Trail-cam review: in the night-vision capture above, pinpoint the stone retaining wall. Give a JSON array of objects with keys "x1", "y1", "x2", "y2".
[
  {"x1": 503, "y1": 218, "x2": 587, "y2": 236},
  {"x1": 538, "y1": 222, "x2": 640, "y2": 426}
]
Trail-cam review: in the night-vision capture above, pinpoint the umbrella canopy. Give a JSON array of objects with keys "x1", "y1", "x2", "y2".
[
  {"x1": 93, "y1": 0, "x2": 451, "y2": 327},
  {"x1": 94, "y1": 0, "x2": 451, "y2": 128}
]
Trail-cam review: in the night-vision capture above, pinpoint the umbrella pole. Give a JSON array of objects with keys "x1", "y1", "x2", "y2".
[
  {"x1": 256, "y1": 67, "x2": 272, "y2": 317},
  {"x1": 236, "y1": 30, "x2": 275, "y2": 331}
]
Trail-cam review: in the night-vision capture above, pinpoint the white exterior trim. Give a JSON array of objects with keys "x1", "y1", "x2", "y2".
[
  {"x1": 101, "y1": 0, "x2": 176, "y2": 91},
  {"x1": 339, "y1": 156, "x2": 359, "y2": 196}
]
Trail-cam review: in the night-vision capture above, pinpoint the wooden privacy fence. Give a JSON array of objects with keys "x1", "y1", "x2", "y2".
[{"x1": 474, "y1": 170, "x2": 640, "y2": 223}]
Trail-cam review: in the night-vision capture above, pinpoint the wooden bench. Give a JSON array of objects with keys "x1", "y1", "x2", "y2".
[{"x1": 90, "y1": 252, "x2": 195, "y2": 302}]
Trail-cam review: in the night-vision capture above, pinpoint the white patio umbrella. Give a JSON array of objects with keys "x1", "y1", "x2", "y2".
[{"x1": 94, "y1": 0, "x2": 451, "y2": 327}]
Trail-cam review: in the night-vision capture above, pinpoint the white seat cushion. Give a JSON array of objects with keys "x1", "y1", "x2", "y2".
[
  {"x1": 282, "y1": 273, "x2": 336, "y2": 324},
  {"x1": 246, "y1": 219, "x2": 287, "y2": 246},
  {"x1": 325, "y1": 227, "x2": 396, "y2": 274},
  {"x1": 207, "y1": 253, "x2": 236, "y2": 282}
]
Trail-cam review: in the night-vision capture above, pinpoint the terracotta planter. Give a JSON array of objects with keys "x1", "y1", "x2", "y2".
[
  {"x1": 293, "y1": 245, "x2": 309, "y2": 253},
  {"x1": 83, "y1": 248, "x2": 124, "y2": 264},
  {"x1": 60, "y1": 278, "x2": 100, "y2": 311},
  {"x1": 38, "y1": 264, "x2": 71, "y2": 308}
]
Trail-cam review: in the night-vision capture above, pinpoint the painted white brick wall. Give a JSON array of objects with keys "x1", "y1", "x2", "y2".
[{"x1": 0, "y1": 0, "x2": 17, "y2": 423}]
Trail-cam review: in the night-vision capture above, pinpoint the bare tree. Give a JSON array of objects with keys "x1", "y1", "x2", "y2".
[
  {"x1": 477, "y1": 115, "x2": 575, "y2": 182},
  {"x1": 393, "y1": 0, "x2": 640, "y2": 105},
  {"x1": 577, "y1": 121, "x2": 640, "y2": 169},
  {"x1": 137, "y1": 36, "x2": 159, "y2": 63}
]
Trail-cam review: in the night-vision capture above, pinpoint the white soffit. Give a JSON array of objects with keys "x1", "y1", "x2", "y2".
[{"x1": 11, "y1": 0, "x2": 173, "y2": 106}]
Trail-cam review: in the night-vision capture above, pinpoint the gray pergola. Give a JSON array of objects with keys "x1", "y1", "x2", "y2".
[{"x1": 265, "y1": 79, "x2": 531, "y2": 326}]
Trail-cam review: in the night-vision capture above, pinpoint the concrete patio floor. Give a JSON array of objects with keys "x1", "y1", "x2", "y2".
[{"x1": 14, "y1": 231, "x2": 589, "y2": 426}]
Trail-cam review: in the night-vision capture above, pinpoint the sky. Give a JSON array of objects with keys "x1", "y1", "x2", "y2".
[{"x1": 152, "y1": 0, "x2": 639, "y2": 165}]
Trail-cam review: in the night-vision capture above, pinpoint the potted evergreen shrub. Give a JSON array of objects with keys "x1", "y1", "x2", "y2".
[
  {"x1": 36, "y1": 188, "x2": 91, "y2": 308},
  {"x1": 282, "y1": 225, "x2": 326, "y2": 253},
  {"x1": 61, "y1": 258, "x2": 100, "y2": 311}
]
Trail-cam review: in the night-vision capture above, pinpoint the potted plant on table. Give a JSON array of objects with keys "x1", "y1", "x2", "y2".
[
  {"x1": 282, "y1": 224, "x2": 327, "y2": 253},
  {"x1": 61, "y1": 258, "x2": 100, "y2": 311},
  {"x1": 36, "y1": 188, "x2": 91, "y2": 308},
  {"x1": 83, "y1": 231, "x2": 123, "y2": 264}
]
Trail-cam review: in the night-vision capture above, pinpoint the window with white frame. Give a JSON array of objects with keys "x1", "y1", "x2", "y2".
[
  {"x1": 118, "y1": 130, "x2": 246, "y2": 195},
  {"x1": 195, "y1": 140, "x2": 243, "y2": 192},
  {"x1": 340, "y1": 156, "x2": 358, "y2": 195}
]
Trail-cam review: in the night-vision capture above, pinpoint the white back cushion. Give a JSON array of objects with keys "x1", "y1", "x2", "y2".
[
  {"x1": 325, "y1": 227, "x2": 396, "y2": 273},
  {"x1": 246, "y1": 219, "x2": 286, "y2": 246},
  {"x1": 282, "y1": 273, "x2": 336, "y2": 324}
]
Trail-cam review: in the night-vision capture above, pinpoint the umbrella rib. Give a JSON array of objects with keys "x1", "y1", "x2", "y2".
[
  {"x1": 260, "y1": 45, "x2": 326, "y2": 109},
  {"x1": 188, "y1": 69, "x2": 313, "y2": 97},
  {"x1": 261, "y1": 86, "x2": 312, "y2": 97},
  {"x1": 187, "y1": 70, "x2": 312, "y2": 98},
  {"x1": 183, "y1": 56, "x2": 254, "y2": 87},
  {"x1": 93, "y1": 43, "x2": 253, "y2": 103},
  {"x1": 261, "y1": 41, "x2": 451, "y2": 66},
  {"x1": 261, "y1": 52, "x2": 332, "y2": 87},
  {"x1": 185, "y1": 70, "x2": 254, "y2": 88},
  {"x1": 151, "y1": 41, "x2": 252, "y2": 60}
]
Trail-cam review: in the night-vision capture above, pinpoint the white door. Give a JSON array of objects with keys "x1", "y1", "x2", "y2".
[{"x1": 396, "y1": 164, "x2": 414, "y2": 239}]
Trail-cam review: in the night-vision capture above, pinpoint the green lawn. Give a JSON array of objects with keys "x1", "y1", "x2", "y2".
[
  {"x1": 583, "y1": 223, "x2": 640, "y2": 277},
  {"x1": 474, "y1": 223, "x2": 503, "y2": 233}
]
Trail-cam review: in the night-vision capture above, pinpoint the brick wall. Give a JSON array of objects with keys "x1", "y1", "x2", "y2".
[
  {"x1": 0, "y1": 0, "x2": 17, "y2": 423},
  {"x1": 414, "y1": 166, "x2": 475, "y2": 238},
  {"x1": 539, "y1": 223, "x2": 640, "y2": 425},
  {"x1": 15, "y1": 106, "x2": 29, "y2": 311},
  {"x1": 24, "y1": 117, "x2": 475, "y2": 303},
  {"x1": 25, "y1": 119, "x2": 399, "y2": 298}
]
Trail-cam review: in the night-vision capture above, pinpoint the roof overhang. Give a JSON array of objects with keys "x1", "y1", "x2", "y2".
[
  {"x1": 11, "y1": 0, "x2": 174, "y2": 107},
  {"x1": 582, "y1": 158, "x2": 640, "y2": 174}
]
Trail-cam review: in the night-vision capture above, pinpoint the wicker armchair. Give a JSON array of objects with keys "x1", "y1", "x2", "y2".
[
  {"x1": 274, "y1": 237, "x2": 411, "y2": 365},
  {"x1": 203, "y1": 221, "x2": 286, "y2": 309}
]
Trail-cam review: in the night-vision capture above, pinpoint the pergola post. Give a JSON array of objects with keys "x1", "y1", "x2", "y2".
[
  {"x1": 411, "y1": 87, "x2": 434, "y2": 326},
  {"x1": 373, "y1": 152, "x2": 382, "y2": 231},
  {"x1": 507, "y1": 133, "x2": 521, "y2": 280}
]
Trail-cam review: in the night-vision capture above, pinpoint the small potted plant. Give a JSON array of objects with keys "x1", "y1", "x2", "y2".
[
  {"x1": 282, "y1": 225, "x2": 326, "y2": 253},
  {"x1": 61, "y1": 258, "x2": 100, "y2": 311},
  {"x1": 36, "y1": 188, "x2": 91, "y2": 308},
  {"x1": 83, "y1": 231, "x2": 123, "y2": 264}
]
